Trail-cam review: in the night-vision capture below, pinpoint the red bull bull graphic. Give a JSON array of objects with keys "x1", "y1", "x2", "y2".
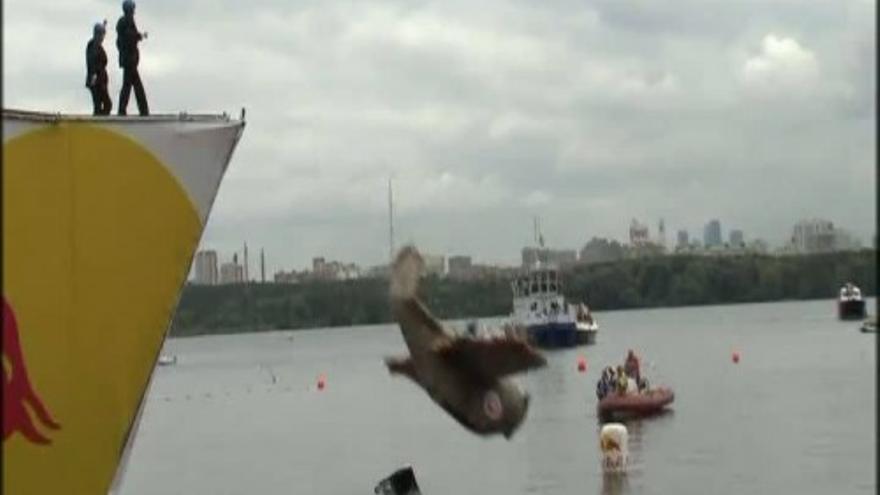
[
  {"x1": 3, "y1": 110, "x2": 244, "y2": 494},
  {"x1": 2, "y1": 296, "x2": 61, "y2": 445}
]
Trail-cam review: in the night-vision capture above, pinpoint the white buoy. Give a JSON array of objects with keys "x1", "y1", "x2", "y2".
[{"x1": 600, "y1": 423, "x2": 628, "y2": 474}]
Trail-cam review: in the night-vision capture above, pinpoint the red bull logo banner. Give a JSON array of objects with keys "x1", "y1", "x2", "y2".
[
  {"x1": 3, "y1": 297, "x2": 61, "y2": 445},
  {"x1": 2, "y1": 110, "x2": 244, "y2": 494}
]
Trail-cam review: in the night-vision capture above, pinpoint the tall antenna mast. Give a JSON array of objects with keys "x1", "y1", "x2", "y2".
[
  {"x1": 533, "y1": 217, "x2": 538, "y2": 245},
  {"x1": 388, "y1": 176, "x2": 395, "y2": 263},
  {"x1": 243, "y1": 242, "x2": 249, "y2": 284}
]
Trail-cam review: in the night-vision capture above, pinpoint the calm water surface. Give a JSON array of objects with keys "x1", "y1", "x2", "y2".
[{"x1": 119, "y1": 299, "x2": 876, "y2": 494}]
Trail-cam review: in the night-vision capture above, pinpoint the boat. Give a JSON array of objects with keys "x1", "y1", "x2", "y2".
[
  {"x1": 3, "y1": 109, "x2": 245, "y2": 494},
  {"x1": 504, "y1": 264, "x2": 598, "y2": 348},
  {"x1": 157, "y1": 354, "x2": 178, "y2": 366},
  {"x1": 838, "y1": 282, "x2": 866, "y2": 320},
  {"x1": 860, "y1": 317, "x2": 877, "y2": 333},
  {"x1": 597, "y1": 387, "x2": 675, "y2": 421}
]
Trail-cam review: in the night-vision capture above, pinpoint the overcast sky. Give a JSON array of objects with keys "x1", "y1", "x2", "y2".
[{"x1": 4, "y1": 0, "x2": 875, "y2": 274}]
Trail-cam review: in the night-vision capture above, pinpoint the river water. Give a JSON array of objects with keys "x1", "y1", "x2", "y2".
[{"x1": 119, "y1": 299, "x2": 876, "y2": 494}]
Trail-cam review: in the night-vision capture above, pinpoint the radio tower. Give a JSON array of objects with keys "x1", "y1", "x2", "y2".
[
  {"x1": 388, "y1": 176, "x2": 395, "y2": 263},
  {"x1": 243, "y1": 242, "x2": 249, "y2": 283},
  {"x1": 658, "y1": 219, "x2": 666, "y2": 249}
]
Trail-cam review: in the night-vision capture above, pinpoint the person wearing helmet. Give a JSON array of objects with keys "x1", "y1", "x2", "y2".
[
  {"x1": 115, "y1": 0, "x2": 149, "y2": 115},
  {"x1": 623, "y1": 349, "x2": 640, "y2": 382},
  {"x1": 85, "y1": 21, "x2": 112, "y2": 115}
]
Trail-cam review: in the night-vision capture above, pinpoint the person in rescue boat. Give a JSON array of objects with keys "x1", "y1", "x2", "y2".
[
  {"x1": 624, "y1": 349, "x2": 641, "y2": 382},
  {"x1": 615, "y1": 365, "x2": 628, "y2": 394},
  {"x1": 85, "y1": 21, "x2": 112, "y2": 115},
  {"x1": 596, "y1": 367, "x2": 613, "y2": 399}
]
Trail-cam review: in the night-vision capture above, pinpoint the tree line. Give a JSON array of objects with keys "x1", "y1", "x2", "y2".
[{"x1": 169, "y1": 250, "x2": 876, "y2": 337}]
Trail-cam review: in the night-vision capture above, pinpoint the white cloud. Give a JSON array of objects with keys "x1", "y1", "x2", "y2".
[{"x1": 741, "y1": 34, "x2": 819, "y2": 91}]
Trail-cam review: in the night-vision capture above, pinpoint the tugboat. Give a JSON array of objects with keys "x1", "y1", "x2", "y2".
[
  {"x1": 838, "y1": 282, "x2": 866, "y2": 320},
  {"x1": 504, "y1": 264, "x2": 599, "y2": 348}
]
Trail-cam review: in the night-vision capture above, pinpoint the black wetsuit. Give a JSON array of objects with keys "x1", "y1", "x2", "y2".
[
  {"x1": 116, "y1": 14, "x2": 149, "y2": 116},
  {"x1": 85, "y1": 39, "x2": 112, "y2": 115}
]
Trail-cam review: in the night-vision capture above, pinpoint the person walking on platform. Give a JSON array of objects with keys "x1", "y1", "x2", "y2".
[
  {"x1": 116, "y1": 0, "x2": 149, "y2": 116},
  {"x1": 85, "y1": 21, "x2": 112, "y2": 115}
]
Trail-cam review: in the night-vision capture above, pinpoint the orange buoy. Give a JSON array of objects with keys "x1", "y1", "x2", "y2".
[
  {"x1": 577, "y1": 356, "x2": 587, "y2": 373},
  {"x1": 732, "y1": 351, "x2": 740, "y2": 364},
  {"x1": 317, "y1": 374, "x2": 326, "y2": 390}
]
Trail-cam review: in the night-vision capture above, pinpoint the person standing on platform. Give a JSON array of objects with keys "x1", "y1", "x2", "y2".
[
  {"x1": 85, "y1": 21, "x2": 112, "y2": 115},
  {"x1": 116, "y1": 0, "x2": 149, "y2": 116}
]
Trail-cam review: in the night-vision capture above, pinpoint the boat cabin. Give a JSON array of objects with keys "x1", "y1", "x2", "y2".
[
  {"x1": 511, "y1": 267, "x2": 572, "y2": 322},
  {"x1": 512, "y1": 267, "x2": 561, "y2": 298}
]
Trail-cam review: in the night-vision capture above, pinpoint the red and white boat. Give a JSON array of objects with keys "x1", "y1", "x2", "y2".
[{"x1": 597, "y1": 387, "x2": 675, "y2": 420}]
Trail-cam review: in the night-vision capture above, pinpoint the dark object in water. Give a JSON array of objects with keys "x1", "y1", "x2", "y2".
[
  {"x1": 375, "y1": 466, "x2": 422, "y2": 495},
  {"x1": 839, "y1": 299, "x2": 866, "y2": 320}
]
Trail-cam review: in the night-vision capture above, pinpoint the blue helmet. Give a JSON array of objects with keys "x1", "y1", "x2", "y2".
[{"x1": 122, "y1": 0, "x2": 135, "y2": 14}]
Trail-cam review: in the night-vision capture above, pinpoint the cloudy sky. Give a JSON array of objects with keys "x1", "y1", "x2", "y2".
[{"x1": 4, "y1": 0, "x2": 875, "y2": 274}]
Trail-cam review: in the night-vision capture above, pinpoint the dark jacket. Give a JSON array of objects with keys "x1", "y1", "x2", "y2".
[
  {"x1": 85, "y1": 39, "x2": 109, "y2": 88},
  {"x1": 116, "y1": 14, "x2": 142, "y2": 68}
]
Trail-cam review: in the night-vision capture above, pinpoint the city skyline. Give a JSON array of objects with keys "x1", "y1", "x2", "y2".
[
  {"x1": 4, "y1": 0, "x2": 874, "y2": 273},
  {"x1": 193, "y1": 214, "x2": 869, "y2": 281}
]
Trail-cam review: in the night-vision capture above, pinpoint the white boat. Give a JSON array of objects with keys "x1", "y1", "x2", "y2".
[
  {"x1": 157, "y1": 354, "x2": 178, "y2": 366},
  {"x1": 504, "y1": 264, "x2": 598, "y2": 348},
  {"x1": 838, "y1": 282, "x2": 866, "y2": 320}
]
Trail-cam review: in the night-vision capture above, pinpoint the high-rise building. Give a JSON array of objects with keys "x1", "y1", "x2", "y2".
[
  {"x1": 629, "y1": 219, "x2": 650, "y2": 246},
  {"x1": 193, "y1": 250, "x2": 219, "y2": 285},
  {"x1": 729, "y1": 229, "x2": 744, "y2": 247},
  {"x1": 219, "y1": 259, "x2": 244, "y2": 284},
  {"x1": 422, "y1": 254, "x2": 446, "y2": 277},
  {"x1": 703, "y1": 220, "x2": 722, "y2": 248},
  {"x1": 790, "y1": 219, "x2": 835, "y2": 254},
  {"x1": 313, "y1": 257, "x2": 327, "y2": 277},
  {"x1": 676, "y1": 230, "x2": 689, "y2": 249}
]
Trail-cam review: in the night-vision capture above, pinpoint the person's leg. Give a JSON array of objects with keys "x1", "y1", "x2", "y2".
[
  {"x1": 118, "y1": 68, "x2": 132, "y2": 115},
  {"x1": 90, "y1": 87, "x2": 101, "y2": 115},
  {"x1": 130, "y1": 68, "x2": 149, "y2": 116},
  {"x1": 99, "y1": 85, "x2": 113, "y2": 115}
]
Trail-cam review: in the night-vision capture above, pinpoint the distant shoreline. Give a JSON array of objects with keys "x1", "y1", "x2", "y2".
[
  {"x1": 169, "y1": 250, "x2": 875, "y2": 337},
  {"x1": 168, "y1": 294, "x2": 875, "y2": 338}
]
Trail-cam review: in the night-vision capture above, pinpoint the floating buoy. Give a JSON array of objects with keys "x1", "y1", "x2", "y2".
[
  {"x1": 732, "y1": 351, "x2": 740, "y2": 364},
  {"x1": 317, "y1": 374, "x2": 326, "y2": 390},
  {"x1": 600, "y1": 423, "x2": 628, "y2": 474},
  {"x1": 577, "y1": 356, "x2": 587, "y2": 373}
]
